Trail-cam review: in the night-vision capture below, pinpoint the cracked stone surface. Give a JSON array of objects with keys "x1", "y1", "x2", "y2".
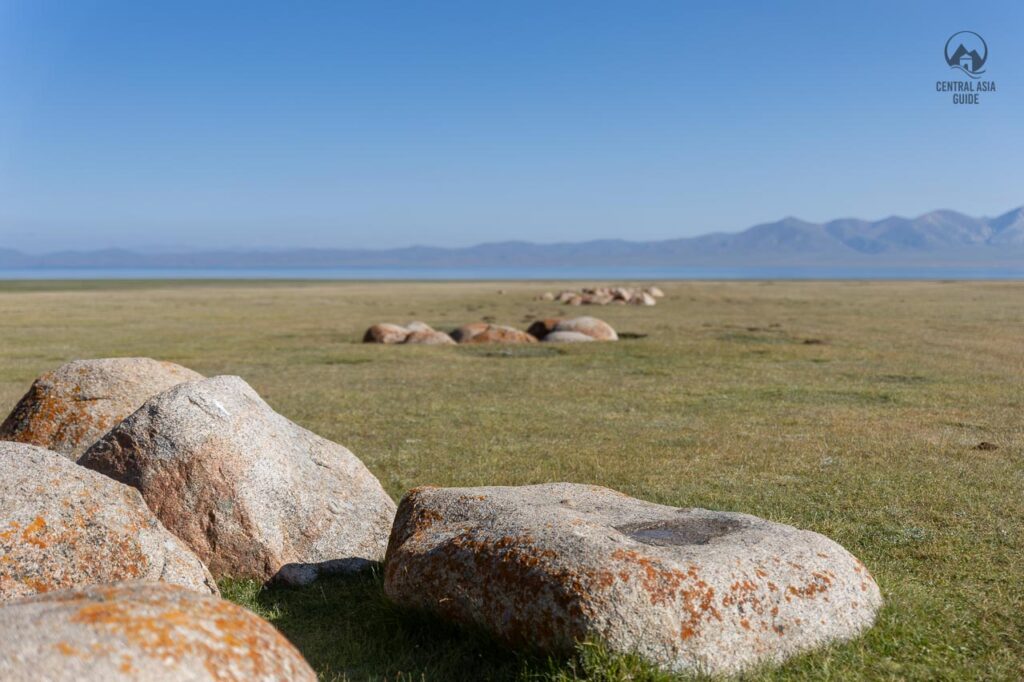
[
  {"x1": 0, "y1": 442, "x2": 217, "y2": 601},
  {"x1": 0, "y1": 582, "x2": 315, "y2": 681},
  {"x1": 80, "y1": 376, "x2": 396, "y2": 584},
  {"x1": 0, "y1": 358, "x2": 203, "y2": 459},
  {"x1": 384, "y1": 483, "x2": 882, "y2": 676}
]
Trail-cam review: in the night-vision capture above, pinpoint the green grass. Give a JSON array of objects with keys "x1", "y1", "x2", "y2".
[{"x1": 0, "y1": 279, "x2": 1021, "y2": 680}]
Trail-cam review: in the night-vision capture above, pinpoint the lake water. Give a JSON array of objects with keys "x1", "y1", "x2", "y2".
[{"x1": 0, "y1": 266, "x2": 1021, "y2": 280}]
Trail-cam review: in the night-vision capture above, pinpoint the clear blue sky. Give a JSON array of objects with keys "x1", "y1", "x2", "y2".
[{"x1": 1, "y1": 1, "x2": 1021, "y2": 252}]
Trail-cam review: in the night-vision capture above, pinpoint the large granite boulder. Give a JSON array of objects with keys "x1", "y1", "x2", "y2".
[
  {"x1": 0, "y1": 358, "x2": 203, "y2": 459},
  {"x1": 553, "y1": 317, "x2": 618, "y2": 341},
  {"x1": 363, "y1": 323, "x2": 411, "y2": 344},
  {"x1": 459, "y1": 325, "x2": 537, "y2": 344},
  {"x1": 384, "y1": 483, "x2": 882, "y2": 676},
  {"x1": 79, "y1": 376, "x2": 396, "y2": 585},
  {"x1": 0, "y1": 442, "x2": 217, "y2": 601},
  {"x1": 0, "y1": 582, "x2": 316, "y2": 681}
]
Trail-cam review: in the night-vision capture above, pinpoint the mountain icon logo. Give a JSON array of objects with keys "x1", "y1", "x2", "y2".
[{"x1": 945, "y1": 31, "x2": 987, "y2": 78}]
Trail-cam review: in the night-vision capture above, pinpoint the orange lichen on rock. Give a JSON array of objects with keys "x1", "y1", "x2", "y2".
[
  {"x1": 0, "y1": 582, "x2": 316, "y2": 681},
  {"x1": 384, "y1": 483, "x2": 883, "y2": 678}
]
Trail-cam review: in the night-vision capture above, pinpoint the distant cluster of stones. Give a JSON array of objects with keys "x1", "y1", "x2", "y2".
[
  {"x1": 0, "y1": 357, "x2": 882, "y2": 679},
  {"x1": 364, "y1": 315, "x2": 619, "y2": 345},
  {"x1": 537, "y1": 284, "x2": 665, "y2": 306}
]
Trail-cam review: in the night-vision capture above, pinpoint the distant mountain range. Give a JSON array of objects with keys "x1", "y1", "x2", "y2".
[{"x1": 3, "y1": 206, "x2": 1023, "y2": 270}]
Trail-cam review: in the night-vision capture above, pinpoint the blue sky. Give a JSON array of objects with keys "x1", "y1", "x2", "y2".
[{"x1": 1, "y1": 1, "x2": 1021, "y2": 252}]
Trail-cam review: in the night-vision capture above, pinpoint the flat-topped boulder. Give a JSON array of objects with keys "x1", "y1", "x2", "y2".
[
  {"x1": 0, "y1": 582, "x2": 316, "y2": 681},
  {"x1": 458, "y1": 324, "x2": 537, "y2": 344},
  {"x1": 79, "y1": 376, "x2": 396, "y2": 585},
  {"x1": 384, "y1": 483, "x2": 882, "y2": 677},
  {"x1": 0, "y1": 442, "x2": 217, "y2": 601},
  {"x1": 0, "y1": 358, "x2": 203, "y2": 459},
  {"x1": 363, "y1": 323, "x2": 411, "y2": 344}
]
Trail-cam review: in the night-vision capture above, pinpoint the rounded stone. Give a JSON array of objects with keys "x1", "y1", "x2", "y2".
[
  {"x1": 79, "y1": 376, "x2": 396, "y2": 585},
  {"x1": 0, "y1": 358, "x2": 203, "y2": 459},
  {"x1": 384, "y1": 483, "x2": 882, "y2": 677},
  {"x1": 459, "y1": 325, "x2": 537, "y2": 344},
  {"x1": 403, "y1": 329, "x2": 456, "y2": 345},
  {"x1": 0, "y1": 442, "x2": 217, "y2": 601},
  {"x1": 363, "y1": 323, "x2": 410, "y2": 344},
  {"x1": 449, "y1": 322, "x2": 490, "y2": 343},
  {"x1": 525, "y1": 319, "x2": 561, "y2": 341},
  {"x1": 541, "y1": 331, "x2": 596, "y2": 343},
  {"x1": 0, "y1": 582, "x2": 316, "y2": 681},
  {"x1": 552, "y1": 317, "x2": 618, "y2": 341}
]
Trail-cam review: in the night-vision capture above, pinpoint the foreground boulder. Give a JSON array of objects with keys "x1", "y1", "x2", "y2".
[
  {"x1": 0, "y1": 442, "x2": 217, "y2": 601},
  {"x1": 458, "y1": 324, "x2": 537, "y2": 344},
  {"x1": 363, "y1": 323, "x2": 410, "y2": 344},
  {"x1": 0, "y1": 358, "x2": 202, "y2": 459},
  {"x1": 384, "y1": 483, "x2": 881, "y2": 676},
  {"x1": 80, "y1": 376, "x2": 396, "y2": 585},
  {"x1": 0, "y1": 582, "x2": 315, "y2": 681}
]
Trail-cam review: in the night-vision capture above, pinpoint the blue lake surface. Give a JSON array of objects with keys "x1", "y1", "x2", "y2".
[{"x1": 0, "y1": 266, "x2": 1021, "y2": 280}]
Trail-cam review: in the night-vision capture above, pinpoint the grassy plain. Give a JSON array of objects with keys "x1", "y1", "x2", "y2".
[{"x1": 0, "y1": 279, "x2": 1020, "y2": 680}]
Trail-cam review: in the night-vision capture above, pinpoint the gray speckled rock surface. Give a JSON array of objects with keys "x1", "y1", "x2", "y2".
[
  {"x1": 553, "y1": 317, "x2": 618, "y2": 341},
  {"x1": 0, "y1": 582, "x2": 316, "y2": 681},
  {"x1": 384, "y1": 483, "x2": 882, "y2": 676},
  {"x1": 0, "y1": 358, "x2": 203, "y2": 459},
  {"x1": 79, "y1": 376, "x2": 396, "y2": 584},
  {"x1": 0, "y1": 442, "x2": 217, "y2": 601}
]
